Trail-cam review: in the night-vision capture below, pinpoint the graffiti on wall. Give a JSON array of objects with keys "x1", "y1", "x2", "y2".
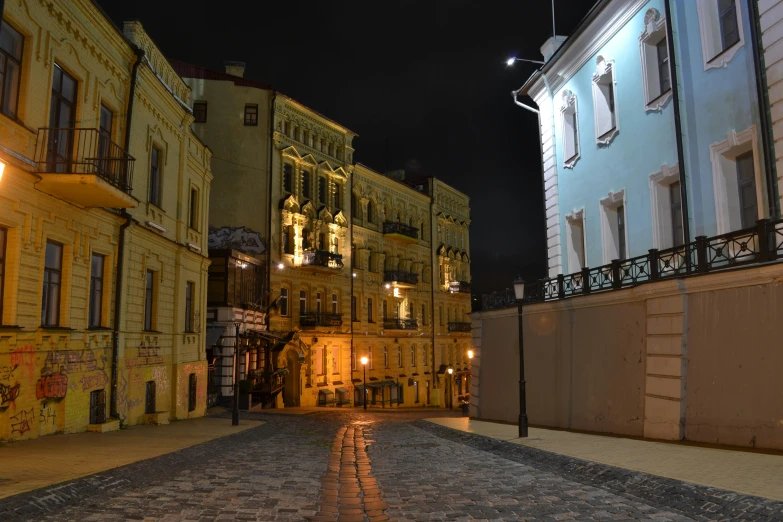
[
  {"x1": 0, "y1": 364, "x2": 18, "y2": 381},
  {"x1": 10, "y1": 409, "x2": 34, "y2": 436},
  {"x1": 0, "y1": 382, "x2": 20, "y2": 404},
  {"x1": 35, "y1": 373, "x2": 68, "y2": 400},
  {"x1": 126, "y1": 342, "x2": 163, "y2": 368},
  {"x1": 38, "y1": 406, "x2": 57, "y2": 428},
  {"x1": 41, "y1": 349, "x2": 107, "y2": 376},
  {"x1": 79, "y1": 372, "x2": 108, "y2": 391}
]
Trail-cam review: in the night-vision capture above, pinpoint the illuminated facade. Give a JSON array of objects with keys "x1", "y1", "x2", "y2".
[{"x1": 0, "y1": 3, "x2": 212, "y2": 440}]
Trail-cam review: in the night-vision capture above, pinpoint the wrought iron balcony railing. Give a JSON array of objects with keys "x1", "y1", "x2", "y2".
[
  {"x1": 449, "y1": 281, "x2": 471, "y2": 293},
  {"x1": 383, "y1": 318, "x2": 418, "y2": 330},
  {"x1": 448, "y1": 322, "x2": 472, "y2": 332},
  {"x1": 383, "y1": 221, "x2": 419, "y2": 239},
  {"x1": 35, "y1": 128, "x2": 135, "y2": 193},
  {"x1": 302, "y1": 250, "x2": 344, "y2": 269},
  {"x1": 482, "y1": 218, "x2": 783, "y2": 310},
  {"x1": 384, "y1": 270, "x2": 419, "y2": 285},
  {"x1": 300, "y1": 313, "x2": 344, "y2": 328}
]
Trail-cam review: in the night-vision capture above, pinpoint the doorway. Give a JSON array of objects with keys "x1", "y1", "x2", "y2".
[{"x1": 284, "y1": 350, "x2": 300, "y2": 407}]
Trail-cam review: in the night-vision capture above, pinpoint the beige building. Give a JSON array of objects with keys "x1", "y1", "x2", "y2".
[
  {"x1": 0, "y1": 2, "x2": 211, "y2": 441},
  {"x1": 175, "y1": 61, "x2": 472, "y2": 408}
]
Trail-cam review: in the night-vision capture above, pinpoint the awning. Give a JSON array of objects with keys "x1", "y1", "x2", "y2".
[
  {"x1": 318, "y1": 389, "x2": 334, "y2": 395},
  {"x1": 335, "y1": 387, "x2": 349, "y2": 394}
]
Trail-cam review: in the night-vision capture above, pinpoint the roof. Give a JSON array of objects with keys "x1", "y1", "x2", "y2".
[{"x1": 169, "y1": 60, "x2": 274, "y2": 90}]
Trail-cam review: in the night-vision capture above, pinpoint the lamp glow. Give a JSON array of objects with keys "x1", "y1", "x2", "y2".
[
  {"x1": 506, "y1": 57, "x2": 516, "y2": 66},
  {"x1": 352, "y1": 272, "x2": 357, "y2": 278},
  {"x1": 278, "y1": 262, "x2": 284, "y2": 270},
  {"x1": 385, "y1": 283, "x2": 391, "y2": 289},
  {"x1": 0, "y1": 160, "x2": 5, "y2": 182},
  {"x1": 360, "y1": 356, "x2": 368, "y2": 365},
  {"x1": 467, "y1": 350, "x2": 474, "y2": 359},
  {"x1": 513, "y1": 276, "x2": 525, "y2": 301},
  {"x1": 447, "y1": 367, "x2": 454, "y2": 375}
]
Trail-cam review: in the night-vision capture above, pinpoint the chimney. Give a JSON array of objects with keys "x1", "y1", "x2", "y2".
[
  {"x1": 540, "y1": 35, "x2": 568, "y2": 63},
  {"x1": 224, "y1": 61, "x2": 246, "y2": 78}
]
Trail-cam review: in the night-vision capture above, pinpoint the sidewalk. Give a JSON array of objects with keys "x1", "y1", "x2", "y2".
[
  {"x1": 425, "y1": 418, "x2": 783, "y2": 501},
  {"x1": 0, "y1": 416, "x2": 263, "y2": 499}
]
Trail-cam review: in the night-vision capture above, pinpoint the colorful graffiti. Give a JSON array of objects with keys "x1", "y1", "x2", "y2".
[
  {"x1": 36, "y1": 373, "x2": 68, "y2": 400},
  {"x1": 79, "y1": 371, "x2": 108, "y2": 391},
  {"x1": 10, "y1": 408, "x2": 34, "y2": 435},
  {"x1": 0, "y1": 382, "x2": 20, "y2": 404},
  {"x1": 41, "y1": 349, "x2": 106, "y2": 376}
]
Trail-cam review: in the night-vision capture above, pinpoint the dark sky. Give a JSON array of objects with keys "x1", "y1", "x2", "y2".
[{"x1": 100, "y1": 0, "x2": 595, "y2": 297}]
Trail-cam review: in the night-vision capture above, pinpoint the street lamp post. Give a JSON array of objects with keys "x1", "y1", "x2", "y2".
[
  {"x1": 513, "y1": 277, "x2": 528, "y2": 438},
  {"x1": 360, "y1": 356, "x2": 368, "y2": 410},
  {"x1": 447, "y1": 367, "x2": 454, "y2": 409},
  {"x1": 232, "y1": 322, "x2": 241, "y2": 426}
]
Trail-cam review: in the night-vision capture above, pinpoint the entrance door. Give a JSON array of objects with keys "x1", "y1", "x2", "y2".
[
  {"x1": 426, "y1": 381, "x2": 430, "y2": 404},
  {"x1": 47, "y1": 64, "x2": 78, "y2": 172},
  {"x1": 89, "y1": 389, "x2": 106, "y2": 424},
  {"x1": 284, "y1": 350, "x2": 300, "y2": 407},
  {"x1": 145, "y1": 381, "x2": 156, "y2": 414}
]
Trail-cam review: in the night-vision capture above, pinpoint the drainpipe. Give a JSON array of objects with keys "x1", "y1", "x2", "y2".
[
  {"x1": 0, "y1": 0, "x2": 6, "y2": 26},
  {"x1": 111, "y1": 45, "x2": 145, "y2": 420},
  {"x1": 429, "y1": 192, "x2": 437, "y2": 403},
  {"x1": 350, "y1": 162, "x2": 354, "y2": 386},
  {"x1": 266, "y1": 91, "x2": 275, "y2": 315},
  {"x1": 748, "y1": 0, "x2": 780, "y2": 219},
  {"x1": 663, "y1": 0, "x2": 692, "y2": 255}
]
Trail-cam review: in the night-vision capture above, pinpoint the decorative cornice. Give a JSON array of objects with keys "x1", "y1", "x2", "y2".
[{"x1": 599, "y1": 189, "x2": 625, "y2": 208}]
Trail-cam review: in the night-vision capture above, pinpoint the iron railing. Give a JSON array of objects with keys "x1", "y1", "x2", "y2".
[
  {"x1": 482, "y1": 218, "x2": 783, "y2": 311},
  {"x1": 383, "y1": 318, "x2": 418, "y2": 330},
  {"x1": 300, "y1": 313, "x2": 343, "y2": 328},
  {"x1": 35, "y1": 128, "x2": 135, "y2": 193},
  {"x1": 384, "y1": 270, "x2": 418, "y2": 285},
  {"x1": 449, "y1": 281, "x2": 471, "y2": 293},
  {"x1": 448, "y1": 322, "x2": 472, "y2": 332},
  {"x1": 383, "y1": 221, "x2": 419, "y2": 239},
  {"x1": 302, "y1": 250, "x2": 344, "y2": 269}
]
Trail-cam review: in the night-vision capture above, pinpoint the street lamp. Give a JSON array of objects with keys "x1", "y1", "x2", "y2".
[
  {"x1": 360, "y1": 356, "x2": 368, "y2": 410},
  {"x1": 505, "y1": 57, "x2": 546, "y2": 67},
  {"x1": 447, "y1": 367, "x2": 454, "y2": 409},
  {"x1": 513, "y1": 276, "x2": 528, "y2": 438},
  {"x1": 232, "y1": 322, "x2": 241, "y2": 426},
  {"x1": 467, "y1": 349, "x2": 474, "y2": 360}
]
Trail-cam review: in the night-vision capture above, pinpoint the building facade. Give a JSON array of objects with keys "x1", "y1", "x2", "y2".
[
  {"x1": 175, "y1": 62, "x2": 472, "y2": 409},
  {"x1": 520, "y1": 0, "x2": 772, "y2": 278},
  {"x1": 0, "y1": 2, "x2": 211, "y2": 441}
]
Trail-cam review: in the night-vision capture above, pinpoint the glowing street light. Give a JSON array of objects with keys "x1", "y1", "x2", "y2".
[
  {"x1": 505, "y1": 57, "x2": 546, "y2": 67},
  {"x1": 467, "y1": 349, "x2": 474, "y2": 360},
  {"x1": 360, "y1": 356, "x2": 369, "y2": 410},
  {"x1": 0, "y1": 159, "x2": 5, "y2": 183},
  {"x1": 277, "y1": 262, "x2": 284, "y2": 270}
]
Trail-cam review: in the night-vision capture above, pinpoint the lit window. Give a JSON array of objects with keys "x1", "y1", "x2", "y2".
[
  {"x1": 42, "y1": 241, "x2": 63, "y2": 327},
  {"x1": 599, "y1": 191, "x2": 627, "y2": 264},
  {"x1": 649, "y1": 163, "x2": 684, "y2": 250},
  {"x1": 710, "y1": 126, "x2": 762, "y2": 234},
  {"x1": 565, "y1": 210, "x2": 586, "y2": 273},
  {"x1": 639, "y1": 8, "x2": 672, "y2": 111},
  {"x1": 244, "y1": 104, "x2": 258, "y2": 126},
  {"x1": 560, "y1": 89, "x2": 579, "y2": 168},
  {"x1": 592, "y1": 55, "x2": 618, "y2": 145}
]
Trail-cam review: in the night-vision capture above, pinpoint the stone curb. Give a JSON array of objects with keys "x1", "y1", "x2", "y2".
[
  {"x1": 0, "y1": 422, "x2": 277, "y2": 522},
  {"x1": 413, "y1": 420, "x2": 783, "y2": 522}
]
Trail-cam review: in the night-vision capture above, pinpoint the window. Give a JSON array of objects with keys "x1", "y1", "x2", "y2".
[
  {"x1": 352, "y1": 348, "x2": 357, "y2": 371},
  {"x1": 0, "y1": 227, "x2": 5, "y2": 323},
  {"x1": 189, "y1": 188, "x2": 199, "y2": 230},
  {"x1": 331, "y1": 293, "x2": 338, "y2": 314},
  {"x1": 736, "y1": 152, "x2": 757, "y2": 229},
  {"x1": 331, "y1": 236, "x2": 338, "y2": 254},
  {"x1": 47, "y1": 65, "x2": 78, "y2": 172},
  {"x1": 649, "y1": 163, "x2": 683, "y2": 249},
  {"x1": 351, "y1": 296, "x2": 357, "y2": 322},
  {"x1": 149, "y1": 146, "x2": 162, "y2": 207},
  {"x1": 282, "y1": 225, "x2": 293, "y2": 255},
  {"x1": 599, "y1": 191, "x2": 627, "y2": 264},
  {"x1": 697, "y1": 0, "x2": 744, "y2": 69},
  {"x1": 560, "y1": 90, "x2": 579, "y2": 167},
  {"x1": 334, "y1": 184, "x2": 342, "y2": 209},
  {"x1": 367, "y1": 200, "x2": 375, "y2": 224},
  {"x1": 421, "y1": 304, "x2": 426, "y2": 325},
  {"x1": 318, "y1": 177, "x2": 327, "y2": 204},
  {"x1": 144, "y1": 270, "x2": 155, "y2": 331},
  {"x1": 382, "y1": 300, "x2": 388, "y2": 320},
  {"x1": 414, "y1": 381, "x2": 419, "y2": 403},
  {"x1": 185, "y1": 281, "x2": 195, "y2": 332},
  {"x1": 639, "y1": 8, "x2": 672, "y2": 111},
  {"x1": 244, "y1": 104, "x2": 258, "y2": 126},
  {"x1": 316, "y1": 346, "x2": 324, "y2": 375},
  {"x1": 193, "y1": 102, "x2": 207, "y2": 123},
  {"x1": 89, "y1": 253, "x2": 105, "y2": 328},
  {"x1": 302, "y1": 170, "x2": 311, "y2": 199},
  {"x1": 592, "y1": 55, "x2": 618, "y2": 145},
  {"x1": 368, "y1": 347, "x2": 374, "y2": 369},
  {"x1": 398, "y1": 346, "x2": 403, "y2": 368},
  {"x1": 669, "y1": 182, "x2": 684, "y2": 247},
  {"x1": 566, "y1": 210, "x2": 586, "y2": 273},
  {"x1": 282, "y1": 120, "x2": 289, "y2": 136},
  {"x1": 316, "y1": 293, "x2": 322, "y2": 315},
  {"x1": 368, "y1": 298, "x2": 374, "y2": 323},
  {"x1": 41, "y1": 241, "x2": 63, "y2": 327},
  {"x1": 0, "y1": 20, "x2": 23, "y2": 118},
  {"x1": 410, "y1": 345, "x2": 416, "y2": 367},
  {"x1": 280, "y1": 288, "x2": 289, "y2": 316},
  {"x1": 188, "y1": 374, "x2": 197, "y2": 412},
  {"x1": 383, "y1": 346, "x2": 389, "y2": 368},
  {"x1": 423, "y1": 344, "x2": 428, "y2": 366},
  {"x1": 283, "y1": 164, "x2": 293, "y2": 193},
  {"x1": 300, "y1": 290, "x2": 307, "y2": 315}
]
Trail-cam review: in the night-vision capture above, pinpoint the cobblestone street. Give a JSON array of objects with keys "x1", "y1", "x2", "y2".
[{"x1": 1, "y1": 410, "x2": 781, "y2": 521}]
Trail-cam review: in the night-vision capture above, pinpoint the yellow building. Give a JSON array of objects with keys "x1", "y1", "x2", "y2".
[
  {"x1": 176, "y1": 61, "x2": 471, "y2": 409},
  {"x1": 0, "y1": 2, "x2": 212, "y2": 440}
]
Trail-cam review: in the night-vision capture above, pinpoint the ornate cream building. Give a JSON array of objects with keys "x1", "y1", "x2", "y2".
[
  {"x1": 175, "y1": 61, "x2": 471, "y2": 408},
  {"x1": 0, "y1": 2, "x2": 212, "y2": 441}
]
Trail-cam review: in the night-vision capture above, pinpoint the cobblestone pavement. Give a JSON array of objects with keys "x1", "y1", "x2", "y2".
[{"x1": 1, "y1": 410, "x2": 782, "y2": 521}]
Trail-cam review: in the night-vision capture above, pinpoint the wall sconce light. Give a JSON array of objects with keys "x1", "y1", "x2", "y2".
[{"x1": 0, "y1": 159, "x2": 5, "y2": 183}]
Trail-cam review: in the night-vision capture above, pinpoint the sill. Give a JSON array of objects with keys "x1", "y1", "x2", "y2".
[
  {"x1": 596, "y1": 127, "x2": 618, "y2": 146},
  {"x1": 87, "y1": 326, "x2": 113, "y2": 331},
  {"x1": 188, "y1": 227, "x2": 200, "y2": 234},
  {"x1": 244, "y1": 123, "x2": 258, "y2": 127},
  {"x1": 645, "y1": 90, "x2": 672, "y2": 113},
  {"x1": 705, "y1": 41, "x2": 742, "y2": 70},
  {"x1": 0, "y1": 325, "x2": 23, "y2": 330},
  {"x1": 143, "y1": 329, "x2": 163, "y2": 334},
  {"x1": 39, "y1": 326, "x2": 75, "y2": 331}
]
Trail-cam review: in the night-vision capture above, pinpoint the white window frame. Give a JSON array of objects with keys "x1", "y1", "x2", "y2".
[
  {"x1": 560, "y1": 89, "x2": 580, "y2": 169},
  {"x1": 649, "y1": 163, "x2": 682, "y2": 250},
  {"x1": 599, "y1": 190, "x2": 628, "y2": 264},
  {"x1": 710, "y1": 125, "x2": 765, "y2": 234},
  {"x1": 565, "y1": 209, "x2": 587, "y2": 273},
  {"x1": 696, "y1": 0, "x2": 745, "y2": 71},
  {"x1": 639, "y1": 8, "x2": 673, "y2": 112},
  {"x1": 592, "y1": 55, "x2": 619, "y2": 146}
]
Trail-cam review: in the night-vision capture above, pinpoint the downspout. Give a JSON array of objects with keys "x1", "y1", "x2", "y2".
[
  {"x1": 748, "y1": 0, "x2": 780, "y2": 219},
  {"x1": 349, "y1": 162, "x2": 354, "y2": 389},
  {"x1": 111, "y1": 45, "x2": 144, "y2": 420},
  {"x1": 429, "y1": 192, "x2": 436, "y2": 402},
  {"x1": 267, "y1": 91, "x2": 276, "y2": 313},
  {"x1": 663, "y1": 0, "x2": 691, "y2": 251}
]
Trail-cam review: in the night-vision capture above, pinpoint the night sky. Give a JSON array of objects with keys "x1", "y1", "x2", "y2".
[{"x1": 101, "y1": 0, "x2": 596, "y2": 297}]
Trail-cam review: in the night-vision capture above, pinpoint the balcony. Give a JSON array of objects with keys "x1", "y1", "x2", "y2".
[
  {"x1": 448, "y1": 322, "x2": 472, "y2": 333},
  {"x1": 300, "y1": 313, "x2": 344, "y2": 329},
  {"x1": 383, "y1": 318, "x2": 418, "y2": 331},
  {"x1": 384, "y1": 270, "x2": 418, "y2": 289},
  {"x1": 383, "y1": 221, "x2": 419, "y2": 243},
  {"x1": 449, "y1": 281, "x2": 471, "y2": 294},
  {"x1": 34, "y1": 128, "x2": 136, "y2": 208},
  {"x1": 301, "y1": 250, "x2": 344, "y2": 271}
]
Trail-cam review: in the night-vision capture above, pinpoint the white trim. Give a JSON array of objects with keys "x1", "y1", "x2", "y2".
[
  {"x1": 565, "y1": 208, "x2": 586, "y2": 273},
  {"x1": 592, "y1": 55, "x2": 619, "y2": 146},
  {"x1": 696, "y1": 0, "x2": 745, "y2": 71},
  {"x1": 710, "y1": 125, "x2": 765, "y2": 234},
  {"x1": 639, "y1": 8, "x2": 673, "y2": 112},
  {"x1": 649, "y1": 163, "x2": 681, "y2": 249},
  {"x1": 560, "y1": 89, "x2": 581, "y2": 169},
  {"x1": 599, "y1": 189, "x2": 627, "y2": 263}
]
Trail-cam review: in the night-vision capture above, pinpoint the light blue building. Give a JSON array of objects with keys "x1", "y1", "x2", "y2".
[{"x1": 517, "y1": 0, "x2": 775, "y2": 278}]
